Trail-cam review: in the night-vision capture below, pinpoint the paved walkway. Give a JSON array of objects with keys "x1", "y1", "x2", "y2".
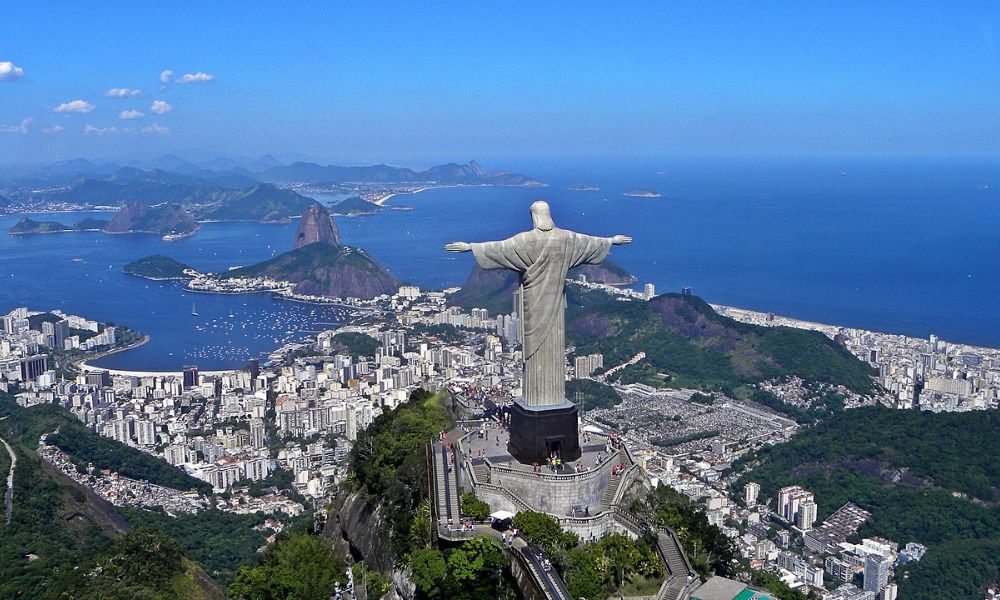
[
  {"x1": 1, "y1": 433, "x2": 16, "y2": 525},
  {"x1": 459, "y1": 420, "x2": 614, "y2": 475}
]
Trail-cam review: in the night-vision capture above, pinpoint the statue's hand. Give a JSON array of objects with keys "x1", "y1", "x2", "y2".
[
  {"x1": 445, "y1": 242, "x2": 472, "y2": 253},
  {"x1": 611, "y1": 235, "x2": 632, "y2": 245}
]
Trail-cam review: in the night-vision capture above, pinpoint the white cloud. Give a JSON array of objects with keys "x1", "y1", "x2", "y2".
[
  {"x1": 141, "y1": 123, "x2": 169, "y2": 134},
  {"x1": 53, "y1": 99, "x2": 95, "y2": 113},
  {"x1": 150, "y1": 100, "x2": 173, "y2": 114},
  {"x1": 106, "y1": 87, "x2": 143, "y2": 98},
  {"x1": 159, "y1": 69, "x2": 174, "y2": 83},
  {"x1": 42, "y1": 125, "x2": 65, "y2": 134},
  {"x1": 173, "y1": 71, "x2": 214, "y2": 84},
  {"x1": 0, "y1": 61, "x2": 25, "y2": 81},
  {"x1": 83, "y1": 124, "x2": 119, "y2": 136},
  {"x1": 118, "y1": 110, "x2": 144, "y2": 120},
  {"x1": 0, "y1": 117, "x2": 32, "y2": 134}
]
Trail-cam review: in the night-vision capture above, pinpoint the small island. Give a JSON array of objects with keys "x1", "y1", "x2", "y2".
[
  {"x1": 568, "y1": 184, "x2": 600, "y2": 192},
  {"x1": 623, "y1": 189, "x2": 662, "y2": 198},
  {"x1": 329, "y1": 196, "x2": 382, "y2": 217},
  {"x1": 123, "y1": 254, "x2": 199, "y2": 280},
  {"x1": 7, "y1": 217, "x2": 109, "y2": 235}
]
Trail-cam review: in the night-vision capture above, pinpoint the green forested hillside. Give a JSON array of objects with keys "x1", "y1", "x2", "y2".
[
  {"x1": 734, "y1": 406, "x2": 1000, "y2": 599},
  {"x1": 223, "y1": 242, "x2": 400, "y2": 299},
  {"x1": 124, "y1": 254, "x2": 196, "y2": 279},
  {"x1": 122, "y1": 507, "x2": 276, "y2": 586},
  {"x1": 350, "y1": 388, "x2": 452, "y2": 558},
  {"x1": 0, "y1": 436, "x2": 124, "y2": 598},
  {"x1": 60, "y1": 528, "x2": 224, "y2": 600},
  {"x1": 197, "y1": 184, "x2": 315, "y2": 222},
  {"x1": 567, "y1": 291, "x2": 876, "y2": 394},
  {"x1": 0, "y1": 392, "x2": 269, "y2": 597}
]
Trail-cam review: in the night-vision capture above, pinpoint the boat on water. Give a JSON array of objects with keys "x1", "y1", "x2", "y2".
[
  {"x1": 191, "y1": 302, "x2": 199, "y2": 316},
  {"x1": 71, "y1": 257, "x2": 83, "y2": 263}
]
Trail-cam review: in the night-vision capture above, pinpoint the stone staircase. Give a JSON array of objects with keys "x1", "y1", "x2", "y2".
[
  {"x1": 657, "y1": 531, "x2": 690, "y2": 577},
  {"x1": 432, "y1": 443, "x2": 460, "y2": 525},
  {"x1": 472, "y1": 461, "x2": 490, "y2": 484},
  {"x1": 601, "y1": 470, "x2": 623, "y2": 506},
  {"x1": 653, "y1": 529, "x2": 697, "y2": 600}
]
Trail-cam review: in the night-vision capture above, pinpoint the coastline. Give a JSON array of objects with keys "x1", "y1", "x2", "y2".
[
  {"x1": 124, "y1": 273, "x2": 192, "y2": 282},
  {"x1": 75, "y1": 334, "x2": 244, "y2": 377},
  {"x1": 68, "y1": 334, "x2": 150, "y2": 374},
  {"x1": 711, "y1": 303, "x2": 1000, "y2": 354},
  {"x1": 7, "y1": 227, "x2": 105, "y2": 236},
  {"x1": 370, "y1": 182, "x2": 548, "y2": 206}
]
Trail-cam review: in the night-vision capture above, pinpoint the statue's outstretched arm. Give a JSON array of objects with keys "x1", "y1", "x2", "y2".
[
  {"x1": 611, "y1": 235, "x2": 632, "y2": 245},
  {"x1": 445, "y1": 242, "x2": 472, "y2": 252}
]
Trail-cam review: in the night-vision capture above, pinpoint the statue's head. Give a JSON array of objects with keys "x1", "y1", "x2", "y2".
[{"x1": 530, "y1": 200, "x2": 555, "y2": 231}]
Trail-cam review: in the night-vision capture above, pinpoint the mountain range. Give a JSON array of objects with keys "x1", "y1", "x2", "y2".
[{"x1": 0, "y1": 156, "x2": 543, "y2": 189}]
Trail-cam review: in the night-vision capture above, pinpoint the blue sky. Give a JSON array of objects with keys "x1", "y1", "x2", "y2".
[{"x1": 2, "y1": 2, "x2": 999, "y2": 165}]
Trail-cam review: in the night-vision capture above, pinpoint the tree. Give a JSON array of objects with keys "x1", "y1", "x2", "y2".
[
  {"x1": 411, "y1": 537, "x2": 506, "y2": 600},
  {"x1": 410, "y1": 548, "x2": 447, "y2": 598},
  {"x1": 511, "y1": 511, "x2": 579, "y2": 557},
  {"x1": 461, "y1": 492, "x2": 491, "y2": 522},
  {"x1": 227, "y1": 533, "x2": 347, "y2": 600}
]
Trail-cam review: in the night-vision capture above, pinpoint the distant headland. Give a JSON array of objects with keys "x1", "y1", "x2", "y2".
[{"x1": 623, "y1": 189, "x2": 662, "y2": 198}]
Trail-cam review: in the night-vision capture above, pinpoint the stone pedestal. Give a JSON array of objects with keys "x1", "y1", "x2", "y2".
[{"x1": 507, "y1": 400, "x2": 580, "y2": 464}]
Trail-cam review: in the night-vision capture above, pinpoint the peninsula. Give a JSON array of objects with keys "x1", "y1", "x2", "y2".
[{"x1": 186, "y1": 204, "x2": 399, "y2": 301}]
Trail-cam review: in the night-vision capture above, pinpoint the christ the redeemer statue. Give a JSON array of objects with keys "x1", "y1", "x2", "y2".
[{"x1": 447, "y1": 200, "x2": 631, "y2": 463}]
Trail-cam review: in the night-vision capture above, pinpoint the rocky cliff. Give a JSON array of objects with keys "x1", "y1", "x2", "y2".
[{"x1": 294, "y1": 204, "x2": 340, "y2": 247}]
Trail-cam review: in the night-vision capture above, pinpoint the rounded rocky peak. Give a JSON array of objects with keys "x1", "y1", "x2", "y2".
[{"x1": 294, "y1": 203, "x2": 340, "y2": 248}]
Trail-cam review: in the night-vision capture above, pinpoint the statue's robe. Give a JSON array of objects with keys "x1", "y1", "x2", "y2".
[{"x1": 471, "y1": 228, "x2": 611, "y2": 408}]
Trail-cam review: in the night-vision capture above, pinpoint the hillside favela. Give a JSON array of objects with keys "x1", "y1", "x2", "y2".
[{"x1": 2, "y1": 4, "x2": 999, "y2": 600}]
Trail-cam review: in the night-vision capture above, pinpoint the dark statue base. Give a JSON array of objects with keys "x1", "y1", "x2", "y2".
[{"x1": 507, "y1": 400, "x2": 580, "y2": 465}]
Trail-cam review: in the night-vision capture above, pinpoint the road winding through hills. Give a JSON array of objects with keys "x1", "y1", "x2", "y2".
[{"x1": 1, "y1": 432, "x2": 15, "y2": 525}]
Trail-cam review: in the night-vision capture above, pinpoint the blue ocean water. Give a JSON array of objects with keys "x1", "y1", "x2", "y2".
[{"x1": 1, "y1": 158, "x2": 998, "y2": 370}]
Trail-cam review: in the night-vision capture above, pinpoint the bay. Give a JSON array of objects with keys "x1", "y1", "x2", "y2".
[{"x1": 1, "y1": 157, "x2": 998, "y2": 371}]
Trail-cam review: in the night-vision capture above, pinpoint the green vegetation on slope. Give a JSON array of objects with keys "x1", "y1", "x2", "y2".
[
  {"x1": 566, "y1": 378, "x2": 622, "y2": 410},
  {"x1": 349, "y1": 388, "x2": 453, "y2": 558},
  {"x1": 7, "y1": 217, "x2": 107, "y2": 234},
  {"x1": 124, "y1": 254, "x2": 197, "y2": 279},
  {"x1": 638, "y1": 485, "x2": 737, "y2": 578},
  {"x1": 0, "y1": 392, "x2": 248, "y2": 598},
  {"x1": 227, "y1": 531, "x2": 347, "y2": 600},
  {"x1": 227, "y1": 243, "x2": 381, "y2": 279},
  {"x1": 223, "y1": 242, "x2": 399, "y2": 299},
  {"x1": 329, "y1": 196, "x2": 382, "y2": 216},
  {"x1": 105, "y1": 202, "x2": 199, "y2": 235},
  {"x1": 0, "y1": 422, "x2": 124, "y2": 597},
  {"x1": 568, "y1": 290, "x2": 876, "y2": 395},
  {"x1": 198, "y1": 184, "x2": 316, "y2": 222},
  {"x1": 409, "y1": 535, "x2": 510, "y2": 600},
  {"x1": 733, "y1": 406, "x2": 1000, "y2": 600},
  {"x1": 333, "y1": 331, "x2": 380, "y2": 359},
  {"x1": 0, "y1": 400, "x2": 212, "y2": 494},
  {"x1": 8, "y1": 217, "x2": 73, "y2": 234},
  {"x1": 564, "y1": 533, "x2": 664, "y2": 600},
  {"x1": 61, "y1": 528, "x2": 223, "y2": 600},
  {"x1": 121, "y1": 507, "x2": 278, "y2": 587}
]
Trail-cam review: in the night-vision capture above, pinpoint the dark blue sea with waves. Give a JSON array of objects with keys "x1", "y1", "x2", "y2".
[{"x1": 2, "y1": 157, "x2": 998, "y2": 370}]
